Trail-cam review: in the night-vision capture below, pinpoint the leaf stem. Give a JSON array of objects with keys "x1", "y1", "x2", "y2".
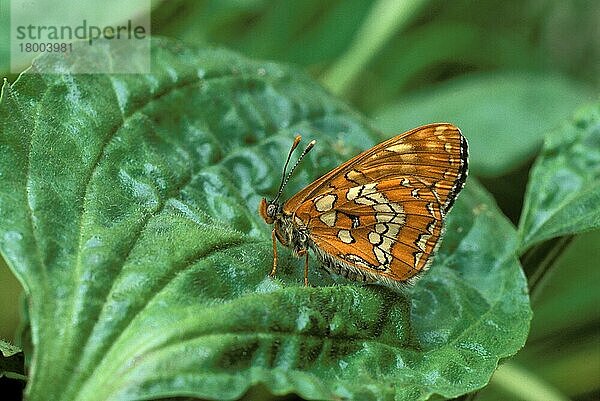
[
  {"x1": 489, "y1": 362, "x2": 569, "y2": 401},
  {"x1": 526, "y1": 236, "x2": 573, "y2": 305},
  {"x1": 321, "y1": 0, "x2": 428, "y2": 95},
  {"x1": 2, "y1": 371, "x2": 28, "y2": 381}
]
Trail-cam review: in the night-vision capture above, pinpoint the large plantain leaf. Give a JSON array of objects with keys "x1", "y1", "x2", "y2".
[
  {"x1": 0, "y1": 38, "x2": 530, "y2": 401},
  {"x1": 518, "y1": 102, "x2": 600, "y2": 251}
]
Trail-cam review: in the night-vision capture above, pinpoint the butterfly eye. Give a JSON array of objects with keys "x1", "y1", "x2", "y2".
[{"x1": 266, "y1": 204, "x2": 277, "y2": 217}]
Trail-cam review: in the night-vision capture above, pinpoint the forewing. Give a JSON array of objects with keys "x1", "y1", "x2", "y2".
[{"x1": 284, "y1": 123, "x2": 468, "y2": 216}]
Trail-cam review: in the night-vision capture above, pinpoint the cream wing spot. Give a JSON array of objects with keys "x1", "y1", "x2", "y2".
[
  {"x1": 387, "y1": 143, "x2": 413, "y2": 153},
  {"x1": 416, "y1": 233, "x2": 431, "y2": 252},
  {"x1": 380, "y1": 237, "x2": 394, "y2": 253},
  {"x1": 370, "y1": 192, "x2": 387, "y2": 203},
  {"x1": 389, "y1": 203, "x2": 404, "y2": 213},
  {"x1": 314, "y1": 194, "x2": 337, "y2": 212},
  {"x1": 368, "y1": 231, "x2": 381, "y2": 245},
  {"x1": 400, "y1": 153, "x2": 419, "y2": 162},
  {"x1": 338, "y1": 229, "x2": 355, "y2": 244},
  {"x1": 373, "y1": 203, "x2": 392, "y2": 213},
  {"x1": 376, "y1": 213, "x2": 393, "y2": 223},
  {"x1": 386, "y1": 223, "x2": 401, "y2": 238},
  {"x1": 376, "y1": 213, "x2": 406, "y2": 225},
  {"x1": 374, "y1": 247, "x2": 388, "y2": 265},
  {"x1": 391, "y1": 214, "x2": 406, "y2": 225},
  {"x1": 373, "y1": 202, "x2": 404, "y2": 214},
  {"x1": 426, "y1": 202, "x2": 436, "y2": 217},
  {"x1": 414, "y1": 251, "x2": 424, "y2": 268},
  {"x1": 345, "y1": 169, "x2": 363, "y2": 183},
  {"x1": 375, "y1": 223, "x2": 388, "y2": 234},
  {"x1": 361, "y1": 183, "x2": 377, "y2": 194},
  {"x1": 294, "y1": 216, "x2": 304, "y2": 226},
  {"x1": 373, "y1": 247, "x2": 387, "y2": 264},
  {"x1": 427, "y1": 220, "x2": 436, "y2": 234},
  {"x1": 346, "y1": 183, "x2": 377, "y2": 201},
  {"x1": 346, "y1": 186, "x2": 360, "y2": 201},
  {"x1": 355, "y1": 197, "x2": 376, "y2": 206},
  {"x1": 319, "y1": 210, "x2": 337, "y2": 227}
]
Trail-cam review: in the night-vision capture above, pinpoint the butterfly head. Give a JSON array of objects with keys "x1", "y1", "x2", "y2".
[
  {"x1": 259, "y1": 135, "x2": 315, "y2": 226},
  {"x1": 259, "y1": 198, "x2": 280, "y2": 224}
]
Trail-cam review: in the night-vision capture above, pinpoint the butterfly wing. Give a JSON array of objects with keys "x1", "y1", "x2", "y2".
[{"x1": 283, "y1": 123, "x2": 468, "y2": 282}]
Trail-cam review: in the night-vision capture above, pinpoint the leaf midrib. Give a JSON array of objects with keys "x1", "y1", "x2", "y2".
[
  {"x1": 519, "y1": 180, "x2": 600, "y2": 250},
  {"x1": 61, "y1": 66, "x2": 352, "y2": 399},
  {"x1": 24, "y1": 63, "x2": 298, "y2": 399}
]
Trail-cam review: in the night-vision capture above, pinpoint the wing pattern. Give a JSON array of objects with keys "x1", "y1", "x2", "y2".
[{"x1": 283, "y1": 123, "x2": 468, "y2": 281}]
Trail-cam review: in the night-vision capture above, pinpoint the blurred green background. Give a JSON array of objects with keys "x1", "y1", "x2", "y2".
[{"x1": 1, "y1": 0, "x2": 598, "y2": 400}]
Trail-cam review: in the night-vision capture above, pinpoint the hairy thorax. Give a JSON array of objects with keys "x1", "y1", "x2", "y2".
[{"x1": 274, "y1": 213, "x2": 308, "y2": 256}]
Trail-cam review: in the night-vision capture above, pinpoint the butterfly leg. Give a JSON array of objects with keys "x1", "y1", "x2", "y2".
[
  {"x1": 269, "y1": 228, "x2": 278, "y2": 277},
  {"x1": 304, "y1": 252, "x2": 310, "y2": 286}
]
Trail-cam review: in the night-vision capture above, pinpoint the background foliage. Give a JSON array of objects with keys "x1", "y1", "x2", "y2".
[{"x1": 1, "y1": 0, "x2": 599, "y2": 400}]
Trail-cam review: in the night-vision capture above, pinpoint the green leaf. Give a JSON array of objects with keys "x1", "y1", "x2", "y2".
[
  {"x1": 0, "y1": 38, "x2": 530, "y2": 401},
  {"x1": 0, "y1": 339, "x2": 25, "y2": 379},
  {"x1": 518, "y1": 102, "x2": 600, "y2": 251},
  {"x1": 372, "y1": 72, "x2": 594, "y2": 177}
]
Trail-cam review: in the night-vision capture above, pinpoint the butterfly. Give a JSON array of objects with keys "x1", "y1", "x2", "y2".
[{"x1": 259, "y1": 123, "x2": 468, "y2": 290}]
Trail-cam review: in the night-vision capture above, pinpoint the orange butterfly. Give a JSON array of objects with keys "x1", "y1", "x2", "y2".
[{"x1": 259, "y1": 123, "x2": 468, "y2": 290}]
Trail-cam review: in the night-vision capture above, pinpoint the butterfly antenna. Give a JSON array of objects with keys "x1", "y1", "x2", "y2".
[
  {"x1": 276, "y1": 135, "x2": 302, "y2": 193},
  {"x1": 273, "y1": 137, "x2": 316, "y2": 202}
]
